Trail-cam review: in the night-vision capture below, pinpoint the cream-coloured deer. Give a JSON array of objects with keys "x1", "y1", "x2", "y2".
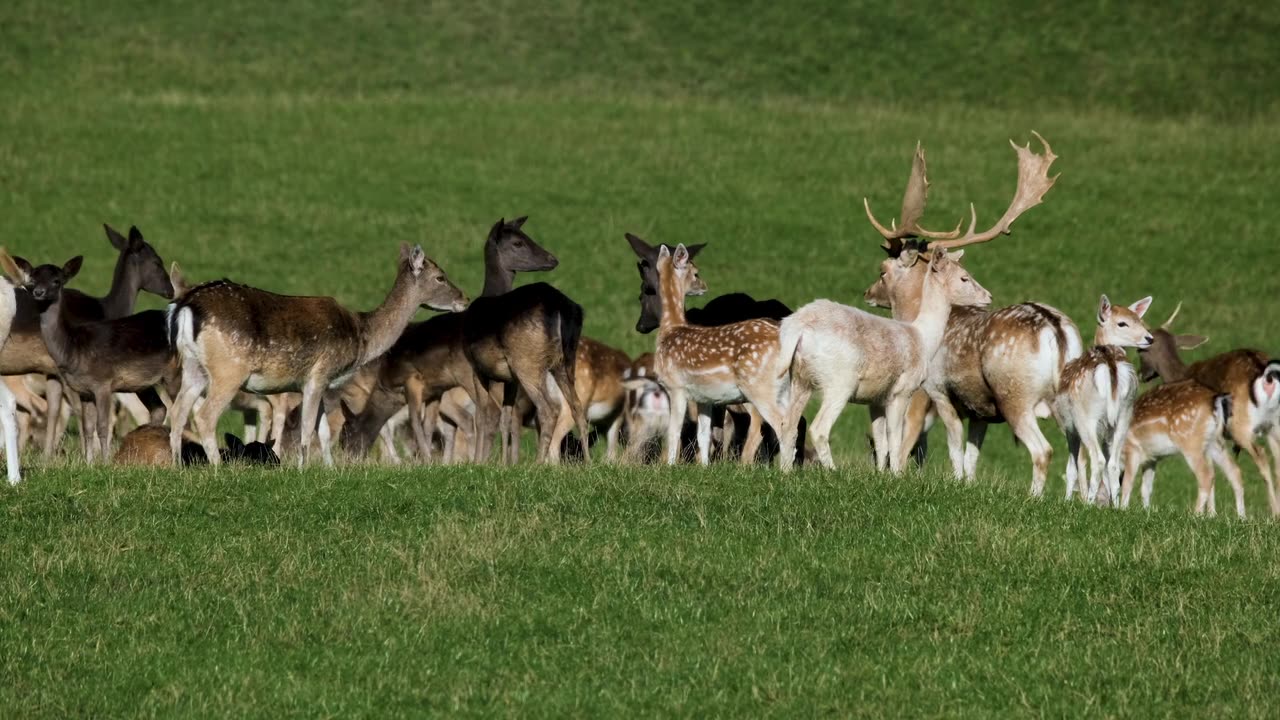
[
  {"x1": 1120, "y1": 379, "x2": 1274, "y2": 518},
  {"x1": 862, "y1": 134, "x2": 1074, "y2": 494},
  {"x1": 167, "y1": 244, "x2": 467, "y2": 466},
  {"x1": 1053, "y1": 295, "x2": 1153, "y2": 505},
  {"x1": 0, "y1": 250, "x2": 27, "y2": 483},
  {"x1": 780, "y1": 250, "x2": 991, "y2": 471},
  {"x1": 653, "y1": 243, "x2": 797, "y2": 469}
]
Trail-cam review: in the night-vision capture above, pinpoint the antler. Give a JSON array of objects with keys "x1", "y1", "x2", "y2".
[
  {"x1": 863, "y1": 142, "x2": 964, "y2": 253},
  {"x1": 1160, "y1": 301, "x2": 1182, "y2": 330},
  {"x1": 927, "y1": 132, "x2": 1059, "y2": 251}
]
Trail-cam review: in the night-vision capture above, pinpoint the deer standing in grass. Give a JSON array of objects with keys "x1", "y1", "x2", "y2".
[
  {"x1": 1053, "y1": 295, "x2": 1153, "y2": 505},
  {"x1": 653, "y1": 243, "x2": 798, "y2": 469},
  {"x1": 0, "y1": 250, "x2": 30, "y2": 483},
  {"x1": 17, "y1": 254, "x2": 178, "y2": 462},
  {"x1": 781, "y1": 248, "x2": 991, "y2": 471},
  {"x1": 167, "y1": 243, "x2": 467, "y2": 466},
  {"x1": 546, "y1": 337, "x2": 631, "y2": 461},
  {"x1": 862, "y1": 134, "x2": 1074, "y2": 493},
  {"x1": 1138, "y1": 307, "x2": 1280, "y2": 514},
  {"x1": 1120, "y1": 377, "x2": 1277, "y2": 518},
  {"x1": 0, "y1": 225, "x2": 173, "y2": 456}
]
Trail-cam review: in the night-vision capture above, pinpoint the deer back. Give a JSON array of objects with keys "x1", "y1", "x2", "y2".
[{"x1": 464, "y1": 282, "x2": 583, "y2": 383}]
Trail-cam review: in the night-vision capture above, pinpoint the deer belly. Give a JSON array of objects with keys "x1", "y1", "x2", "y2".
[
  {"x1": 1139, "y1": 429, "x2": 1179, "y2": 459},
  {"x1": 587, "y1": 401, "x2": 616, "y2": 422},
  {"x1": 686, "y1": 379, "x2": 745, "y2": 405},
  {"x1": 243, "y1": 373, "x2": 299, "y2": 394}
]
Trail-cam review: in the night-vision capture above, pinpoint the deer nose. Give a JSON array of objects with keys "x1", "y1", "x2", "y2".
[
  {"x1": 31, "y1": 288, "x2": 45, "y2": 300},
  {"x1": 1144, "y1": 335, "x2": 1154, "y2": 344}
]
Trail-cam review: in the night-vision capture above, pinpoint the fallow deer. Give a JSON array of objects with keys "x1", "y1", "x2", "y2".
[
  {"x1": 628, "y1": 233, "x2": 798, "y2": 464},
  {"x1": 1053, "y1": 295, "x2": 1154, "y2": 505},
  {"x1": 1137, "y1": 307, "x2": 1280, "y2": 514},
  {"x1": 547, "y1": 337, "x2": 631, "y2": 461},
  {"x1": 1, "y1": 225, "x2": 173, "y2": 456},
  {"x1": 1120, "y1": 381, "x2": 1270, "y2": 518},
  {"x1": 621, "y1": 353, "x2": 671, "y2": 463},
  {"x1": 653, "y1": 243, "x2": 798, "y2": 469},
  {"x1": 339, "y1": 218, "x2": 565, "y2": 463},
  {"x1": 862, "y1": 133, "x2": 1073, "y2": 494},
  {"x1": 17, "y1": 255, "x2": 178, "y2": 462},
  {"x1": 781, "y1": 250, "x2": 991, "y2": 471},
  {"x1": 167, "y1": 243, "x2": 466, "y2": 466}
]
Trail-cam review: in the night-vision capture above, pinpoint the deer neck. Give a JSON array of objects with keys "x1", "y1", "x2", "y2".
[
  {"x1": 909, "y1": 275, "x2": 952, "y2": 360},
  {"x1": 888, "y1": 269, "x2": 926, "y2": 322},
  {"x1": 356, "y1": 270, "x2": 419, "y2": 366},
  {"x1": 656, "y1": 266, "x2": 687, "y2": 333},
  {"x1": 101, "y1": 253, "x2": 141, "y2": 318},
  {"x1": 38, "y1": 297, "x2": 74, "y2": 367},
  {"x1": 481, "y1": 243, "x2": 515, "y2": 297},
  {"x1": 1093, "y1": 325, "x2": 1121, "y2": 349}
]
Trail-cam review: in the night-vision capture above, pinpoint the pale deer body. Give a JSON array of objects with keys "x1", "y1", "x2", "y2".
[
  {"x1": 783, "y1": 251, "x2": 990, "y2": 471},
  {"x1": 1121, "y1": 381, "x2": 1249, "y2": 518},
  {"x1": 861, "y1": 134, "x2": 1068, "y2": 493},
  {"x1": 652, "y1": 243, "x2": 797, "y2": 469},
  {"x1": 0, "y1": 252, "x2": 26, "y2": 483},
  {"x1": 167, "y1": 244, "x2": 466, "y2": 467},
  {"x1": 1053, "y1": 295, "x2": 1153, "y2": 505}
]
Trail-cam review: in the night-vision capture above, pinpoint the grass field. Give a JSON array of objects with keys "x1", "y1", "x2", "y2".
[{"x1": 2, "y1": 1, "x2": 1280, "y2": 715}]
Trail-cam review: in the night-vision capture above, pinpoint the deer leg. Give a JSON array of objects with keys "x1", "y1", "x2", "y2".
[
  {"x1": 77, "y1": 397, "x2": 96, "y2": 463},
  {"x1": 1208, "y1": 440, "x2": 1247, "y2": 520},
  {"x1": 901, "y1": 390, "x2": 931, "y2": 469},
  {"x1": 1078, "y1": 421, "x2": 1107, "y2": 506},
  {"x1": 169, "y1": 361, "x2": 208, "y2": 463},
  {"x1": 1185, "y1": 450, "x2": 1216, "y2": 516},
  {"x1": 0, "y1": 382, "x2": 19, "y2": 484},
  {"x1": 1062, "y1": 426, "x2": 1083, "y2": 502},
  {"x1": 809, "y1": 381, "x2": 853, "y2": 470},
  {"x1": 884, "y1": 393, "x2": 912, "y2": 474},
  {"x1": 94, "y1": 388, "x2": 119, "y2": 463},
  {"x1": 197, "y1": 373, "x2": 248, "y2": 467},
  {"x1": 467, "y1": 377, "x2": 499, "y2": 463},
  {"x1": 404, "y1": 378, "x2": 431, "y2": 463},
  {"x1": 868, "y1": 405, "x2": 888, "y2": 469},
  {"x1": 1102, "y1": 405, "x2": 1135, "y2": 507},
  {"x1": 694, "y1": 404, "x2": 714, "y2": 465},
  {"x1": 136, "y1": 387, "x2": 167, "y2": 426},
  {"x1": 1006, "y1": 406, "x2": 1053, "y2": 497},
  {"x1": 778, "y1": 382, "x2": 812, "y2": 474},
  {"x1": 739, "y1": 405, "x2": 764, "y2": 466},
  {"x1": 664, "y1": 387, "x2": 688, "y2": 465},
  {"x1": 547, "y1": 389, "x2": 577, "y2": 462},
  {"x1": 1229, "y1": 411, "x2": 1273, "y2": 509},
  {"x1": 926, "y1": 389, "x2": 967, "y2": 481},
  {"x1": 604, "y1": 412, "x2": 622, "y2": 463},
  {"x1": 42, "y1": 375, "x2": 64, "y2": 457},
  {"x1": 526, "y1": 377, "x2": 560, "y2": 464},
  {"x1": 1266, "y1": 429, "x2": 1280, "y2": 516},
  {"x1": 550, "y1": 361, "x2": 591, "y2": 466}
]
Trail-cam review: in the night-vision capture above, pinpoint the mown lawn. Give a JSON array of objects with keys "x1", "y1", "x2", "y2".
[{"x1": 2, "y1": 0, "x2": 1278, "y2": 715}]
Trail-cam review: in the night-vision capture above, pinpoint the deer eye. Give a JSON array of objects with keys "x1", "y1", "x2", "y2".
[
  {"x1": 513, "y1": 240, "x2": 524, "y2": 248},
  {"x1": 961, "y1": 277, "x2": 970, "y2": 283},
  {"x1": 435, "y1": 276, "x2": 445, "y2": 284}
]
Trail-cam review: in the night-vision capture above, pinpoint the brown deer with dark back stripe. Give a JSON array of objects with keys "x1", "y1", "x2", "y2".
[{"x1": 167, "y1": 243, "x2": 467, "y2": 466}]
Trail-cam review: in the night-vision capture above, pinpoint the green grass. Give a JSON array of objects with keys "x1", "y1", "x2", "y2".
[{"x1": 2, "y1": 0, "x2": 1279, "y2": 715}]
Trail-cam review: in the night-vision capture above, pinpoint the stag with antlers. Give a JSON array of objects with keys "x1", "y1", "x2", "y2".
[{"x1": 863, "y1": 133, "x2": 1076, "y2": 494}]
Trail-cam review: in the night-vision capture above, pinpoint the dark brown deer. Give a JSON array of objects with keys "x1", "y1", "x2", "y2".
[
  {"x1": 16, "y1": 254, "x2": 178, "y2": 462},
  {"x1": 339, "y1": 218, "x2": 566, "y2": 463},
  {"x1": 464, "y1": 218, "x2": 589, "y2": 464},
  {"x1": 1, "y1": 224, "x2": 173, "y2": 456},
  {"x1": 167, "y1": 243, "x2": 467, "y2": 466},
  {"x1": 862, "y1": 133, "x2": 1070, "y2": 495},
  {"x1": 1137, "y1": 305, "x2": 1280, "y2": 514}
]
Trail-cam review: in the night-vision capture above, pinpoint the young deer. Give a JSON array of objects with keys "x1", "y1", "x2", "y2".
[
  {"x1": 546, "y1": 337, "x2": 631, "y2": 461},
  {"x1": 17, "y1": 255, "x2": 178, "y2": 462},
  {"x1": 862, "y1": 134, "x2": 1073, "y2": 493},
  {"x1": 1, "y1": 225, "x2": 173, "y2": 456},
  {"x1": 167, "y1": 243, "x2": 466, "y2": 466},
  {"x1": 653, "y1": 243, "x2": 798, "y2": 469},
  {"x1": 782, "y1": 250, "x2": 991, "y2": 471},
  {"x1": 1053, "y1": 295, "x2": 1153, "y2": 505},
  {"x1": 1121, "y1": 382, "x2": 1261, "y2": 518},
  {"x1": 1137, "y1": 309, "x2": 1280, "y2": 514}
]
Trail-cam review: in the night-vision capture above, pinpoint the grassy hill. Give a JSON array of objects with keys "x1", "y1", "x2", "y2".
[{"x1": 2, "y1": 1, "x2": 1279, "y2": 715}]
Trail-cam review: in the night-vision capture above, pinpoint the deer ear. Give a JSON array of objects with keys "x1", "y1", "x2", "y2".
[
  {"x1": 1097, "y1": 294, "x2": 1112, "y2": 323},
  {"x1": 224, "y1": 433, "x2": 244, "y2": 453},
  {"x1": 511, "y1": 216, "x2": 528, "y2": 229},
  {"x1": 673, "y1": 243, "x2": 690, "y2": 268},
  {"x1": 657, "y1": 244, "x2": 671, "y2": 261},
  {"x1": 948, "y1": 249, "x2": 965, "y2": 262},
  {"x1": 489, "y1": 219, "x2": 506, "y2": 243},
  {"x1": 685, "y1": 243, "x2": 707, "y2": 259},
  {"x1": 63, "y1": 256, "x2": 83, "y2": 280},
  {"x1": 626, "y1": 233, "x2": 655, "y2": 261},
  {"x1": 0, "y1": 249, "x2": 30, "y2": 285},
  {"x1": 104, "y1": 224, "x2": 128, "y2": 250},
  {"x1": 409, "y1": 245, "x2": 426, "y2": 275},
  {"x1": 128, "y1": 226, "x2": 144, "y2": 246},
  {"x1": 168, "y1": 261, "x2": 187, "y2": 297},
  {"x1": 928, "y1": 251, "x2": 948, "y2": 271},
  {"x1": 265, "y1": 438, "x2": 276, "y2": 450},
  {"x1": 897, "y1": 248, "x2": 919, "y2": 268},
  {"x1": 1128, "y1": 296, "x2": 1153, "y2": 318},
  {"x1": 1176, "y1": 334, "x2": 1209, "y2": 350}
]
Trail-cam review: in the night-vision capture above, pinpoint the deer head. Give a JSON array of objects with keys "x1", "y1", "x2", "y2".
[
  {"x1": 104, "y1": 224, "x2": 174, "y2": 300},
  {"x1": 400, "y1": 243, "x2": 468, "y2": 312},
  {"x1": 656, "y1": 243, "x2": 707, "y2": 312},
  {"x1": 923, "y1": 250, "x2": 992, "y2": 307},
  {"x1": 1136, "y1": 302, "x2": 1209, "y2": 382},
  {"x1": 862, "y1": 134, "x2": 1057, "y2": 317},
  {"x1": 0, "y1": 249, "x2": 31, "y2": 287},
  {"x1": 222, "y1": 433, "x2": 281, "y2": 465},
  {"x1": 626, "y1": 232, "x2": 707, "y2": 333},
  {"x1": 12, "y1": 255, "x2": 83, "y2": 310},
  {"x1": 1095, "y1": 295, "x2": 1154, "y2": 348},
  {"x1": 486, "y1": 216, "x2": 558, "y2": 272}
]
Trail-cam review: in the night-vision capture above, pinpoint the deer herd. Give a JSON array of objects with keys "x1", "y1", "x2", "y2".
[{"x1": 0, "y1": 133, "x2": 1277, "y2": 519}]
